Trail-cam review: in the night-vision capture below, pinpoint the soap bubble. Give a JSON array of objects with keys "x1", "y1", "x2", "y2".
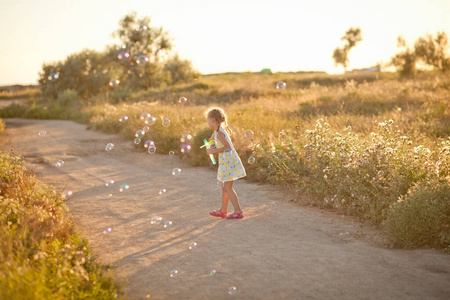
[
  {"x1": 135, "y1": 130, "x2": 145, "y2": 138},
  {"x1": 119, "y1": 115, "x2": 128, "y2": 123},
  {"x1": 164, "y1": 220, "x2": 172, "y2": 228},
  {"x1": 144, "y1": 140, "x2": 154, "y2": 148},
  {"x1": 144, "y1": 115, "x2": 156, "y2": 126},
  {"x1": 48, "y1": 72, "x2": 59, "y2": 81},
  {"x1": 170, "y1": 270, "x2": 178, "y2": 277},
  {"x1": 105, "y1": 143, "x2": 114, "y2": 151},
  {"x1": 179, "y1": 134, "x2": 192, "y2": 143},
  {"x1": 55, "y1": 160, "x2": 64, "y2": 167},
  {"x1": 169, "y1": 151, "x2": 174, "y2": 156},
  {"x1": 105, "y1": 179, "x2": 115, "y2": 187},
  {"x1": 159, "y1": 188, "x2": 167, "y2": 195},
  {"x1": 209, "y1": 269, "x2": 217, "y2": 276},
  {"x1": 117, "y1": 50, "x2": 130, "y2": 60},
  {"x1": 162, "y1": 118, "x2": 170, "y2": 127},
  {"x1": 189, "y1": 242, "x2": 197, "y2": 250},
  {"x1": 148, "y1": 145, "x2": 156, "y2": 154},
  {"x1": 276, "y1": 81, "x2": 286, "y2": 90},
  {"x1": 63, "y1": 190, "x2": 73, "y2": 199},
  {"x1": 136, "y1": 54, "x2": 149, "y2": 65},
  {"x1": 244, "y1": 130, "x2": 254, "y2": 139},
  {"x1": 119, "y1": 184, "x2": 129, "y2": 192},
  {"x1": 248, "y1": 157, "x2": 256, "y2": 164},
  {"x1": 109, "y1": 79, "x2": 120, "y2": 87},
  {"x1": 172, "y1": 168, "x2": 181, "y2": 176},
  {"x1": 143, "y1": 126, "x2": 150, "y2": 133},
  {"x1": 180, "y1": 144, "x2": 191, "y2": 154},
  {"x1": 134, "y1": 138, "x2": 141, "y2": 144},
  {"x1": 228, "y1": 286, "x2": 237, "y2": 295},
  {"x1": 140, "y1": 112, "x2": 151, "y2": 120},
  {"x1": 151, "y1": 216, "x2": 162, "y2": 225},
  {"x1": 38, "y1": 130, "x2": 47, "y2": 136},
  {"x1": 217, "y1": 181, "x2": 224, "y2": 188},
  {"x1": 178, "y1": 97, "x2": 187, "y2": 104},
  {"x1": 103, "y1": 227, "x2": 112, "y2": 234}
]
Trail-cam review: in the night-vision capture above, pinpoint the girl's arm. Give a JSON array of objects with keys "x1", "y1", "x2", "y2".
[{"x1": 206, "y1": 131, "x2": 231, "y2": 154}]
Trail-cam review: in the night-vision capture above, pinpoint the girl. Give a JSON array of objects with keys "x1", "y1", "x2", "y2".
[{"x1": 205, "y1": 107, "x2": 246, "y2": 219}]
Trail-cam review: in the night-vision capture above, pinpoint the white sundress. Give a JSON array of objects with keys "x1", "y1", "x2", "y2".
[{"x1": 214, "y1": 127, "x2": 246, "y2": 182}]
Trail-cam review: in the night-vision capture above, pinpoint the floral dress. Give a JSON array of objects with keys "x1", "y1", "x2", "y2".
[{"x1": 215, "y1": 127, "x2": 246, "y2": 182}]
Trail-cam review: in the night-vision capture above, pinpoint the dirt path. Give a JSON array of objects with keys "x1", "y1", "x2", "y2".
[{"x1": 1, "y1": 118, "x2": 450, "y2": 300}]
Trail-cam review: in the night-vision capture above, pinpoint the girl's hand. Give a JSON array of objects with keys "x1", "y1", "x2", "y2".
[{"x1": 206, "y1": 148, "x2": 214, "y2": 155}]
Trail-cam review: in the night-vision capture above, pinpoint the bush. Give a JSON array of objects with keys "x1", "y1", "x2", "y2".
[
  {"x1": 0, "y1": 118, "x2": 4, "y2": 133},
  {"x1": 56, "y1": 89, "x2": 79, "y2": 106},
  {"x1": 0, "y1": 151, "x2": 122, "y2": 298},
  {"x1": 383, "y1": 177, "x2": 450, "y2": 249}
]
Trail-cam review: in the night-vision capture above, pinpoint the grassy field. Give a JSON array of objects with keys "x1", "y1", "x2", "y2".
[{"x1": 1, "y1": 71, "x2": 449, "y2": 251}]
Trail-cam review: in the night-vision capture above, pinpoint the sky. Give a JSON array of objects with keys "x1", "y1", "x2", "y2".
[{"x1": 0, "y1": 0, "x2": 449, "y2": 86}]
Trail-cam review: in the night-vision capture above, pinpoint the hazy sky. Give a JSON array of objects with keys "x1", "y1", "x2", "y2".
[{"x1": 0, "y1": 0, "x2": 449, "y2": 85}]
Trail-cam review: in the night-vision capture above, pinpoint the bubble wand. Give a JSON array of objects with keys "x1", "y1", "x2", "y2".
[{"x1": 201, "y1": 139, "x2": 217, "y2": 165}]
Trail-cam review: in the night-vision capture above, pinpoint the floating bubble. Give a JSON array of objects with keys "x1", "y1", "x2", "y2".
[
  {"x1": 117, "y1": 50, "x2": 130, "y2": 60},
  {"x1": 276, "y1": 81, "x2": 286, "y2": 90},
  {"x1": 169, "y1": 151, "x2": 174, "y2": 156},
  {"x1": 162, "y1": 118, "x2": 170, "y2": 127},
  {"x1": 244, "y1": 130, "x2": 254, "y2": 139},
  {"x1": 179, "y1": 133, "x2": 192, "y2": 143},
  {"x1": 55, "y1": 160, "x2": 64, "y2": 167},
  {"x1": 105, "y1": 179, "x2": 115, "y2": 187},
  {"x1": 48, "y1": 72, "x2": 59, "y2": 81},
  {"x1": 217, "y1": 181, "x2": 224, "y2": 188},
  {"x1": 148, "y1": 145, "x2": 156, "y2": 154},
  {"x1": 170, "y1": 270, "x2": 178, "y2": 277},
  {"x1": 63, "y1": 190, "x2": 73, "y2": 199},
  {"x1": 119, "y1": 115, "x2": 128, "y2": 123},
  {"x1": 105, "y1": 143, "x2": 114, "y2": 151},
  {"x1": 228, "y1": 286, "x2": 237, "y2": 295},
  {"x1": 143, "y1": 126, "x2": 150, "y2": 133},
  {"x1": 180, "y1": 144, "x2": 191, "y2": 154},
  {"x1": 248, "y1": 157, "x2": 256, "y2": 164},
  {"x1": 178, "y1": 97, "x2": 187, "y2": 104},
  {"x1": 38, "y1": 130, "x2": 47, "y2": 136},
  {"x1": 164, "y1": 220, "x2": 172, "y2": 228},
  {"x1": 189, "y1": 242, "x2": 197, "y2": 250},
  {"x1": 103, "y1": 227, "x2": 112, "y2": 234},
  {"x1": 144, "y1": 115, "x2": 156, "y2": 126},
  {"x1": 140, "y1": 112, "x2": 151, "y2": 120},
  {"x1": 134, "y1": 138, "x2": 141, "y2": 144},
  {"x1": 135, "y1": 130, "x2": 145, "y2": 138},
  {"x1": 151, "y1": 216, "x2": 162, "y2": 225},
  {"x1": 136, "y1": 54, "x2": 149, "y2": 65},
  {"x1": 109, "y1": 79, "x2": 120, "y2": 87},
  {"x1": 209, "y1": 269, "x2": 217, "y2": 276},
  {"x1": 172, "y1": 168, "x2": 181, "y2": 176},
  {"x1": 119, "y1": 184, "x2": 129, "y2": 192},
  {"x1": 159, "y1": 188, "x2": 167, "y2": 195},
  {"x1": 144, "y1": 140, "x2": 154, "y2": 148}
]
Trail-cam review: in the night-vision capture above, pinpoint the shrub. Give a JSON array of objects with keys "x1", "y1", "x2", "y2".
[
  {"x1": 0, "y1": 152, "x2": 122, "y2": 299},
  {"x1": 383, "y1": 177, "x2": 450, "y2": 249}
]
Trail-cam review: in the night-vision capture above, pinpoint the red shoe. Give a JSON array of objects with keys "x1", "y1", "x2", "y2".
[
  {"x1": 225, "y1": 211, "x2": 244, "y2": 219},
  {"x1": 210, "y1": 209, "x2": 227, "y2": 218}
]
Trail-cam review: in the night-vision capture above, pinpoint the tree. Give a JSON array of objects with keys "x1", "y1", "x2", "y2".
[
  {"x1": 332, "y1": 27, "x2": 362, "y2": 71},
  {"x1": 391, "y1": 36, "x2": 417, "y2": 77},
  {"x1": 414, "y1": 31, "x2": 450, "y2": 72}
]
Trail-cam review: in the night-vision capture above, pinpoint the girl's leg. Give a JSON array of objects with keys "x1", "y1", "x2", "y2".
[
  {"x1": 221, "y1": 188, "x2": 229, "y2": 212},
  {"x1": 223, "y1": 181, "x2": 242, "y2": 212}
]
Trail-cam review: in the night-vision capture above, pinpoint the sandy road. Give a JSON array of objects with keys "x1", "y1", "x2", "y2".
[{"x1": 1, "y1": 118, "x2": 450, "y2": 300}]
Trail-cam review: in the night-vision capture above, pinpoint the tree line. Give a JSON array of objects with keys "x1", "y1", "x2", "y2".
[
  {"x1": 39, "y1": 12, "x2": 199, "y2": 99},
  {"x1": 333, "y1": 27, "x2": 449, "y2": 76}
]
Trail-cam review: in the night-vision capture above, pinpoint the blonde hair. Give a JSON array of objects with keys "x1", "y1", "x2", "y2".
[{"x1": 206, "y1": 107, "x2": 232, "y2": 135}]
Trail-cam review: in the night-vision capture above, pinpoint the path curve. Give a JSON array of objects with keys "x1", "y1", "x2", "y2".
[{"x1": 1, "y1": 118, "x2": 450, "y2": 300}]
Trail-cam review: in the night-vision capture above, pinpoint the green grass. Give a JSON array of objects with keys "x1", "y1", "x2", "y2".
[
  {"x1": 0, "y1": 151, "x2": 123, "y2": 299},
  {"x1": 1, "y1": 71, "x2": 449, "y2": 251}
]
